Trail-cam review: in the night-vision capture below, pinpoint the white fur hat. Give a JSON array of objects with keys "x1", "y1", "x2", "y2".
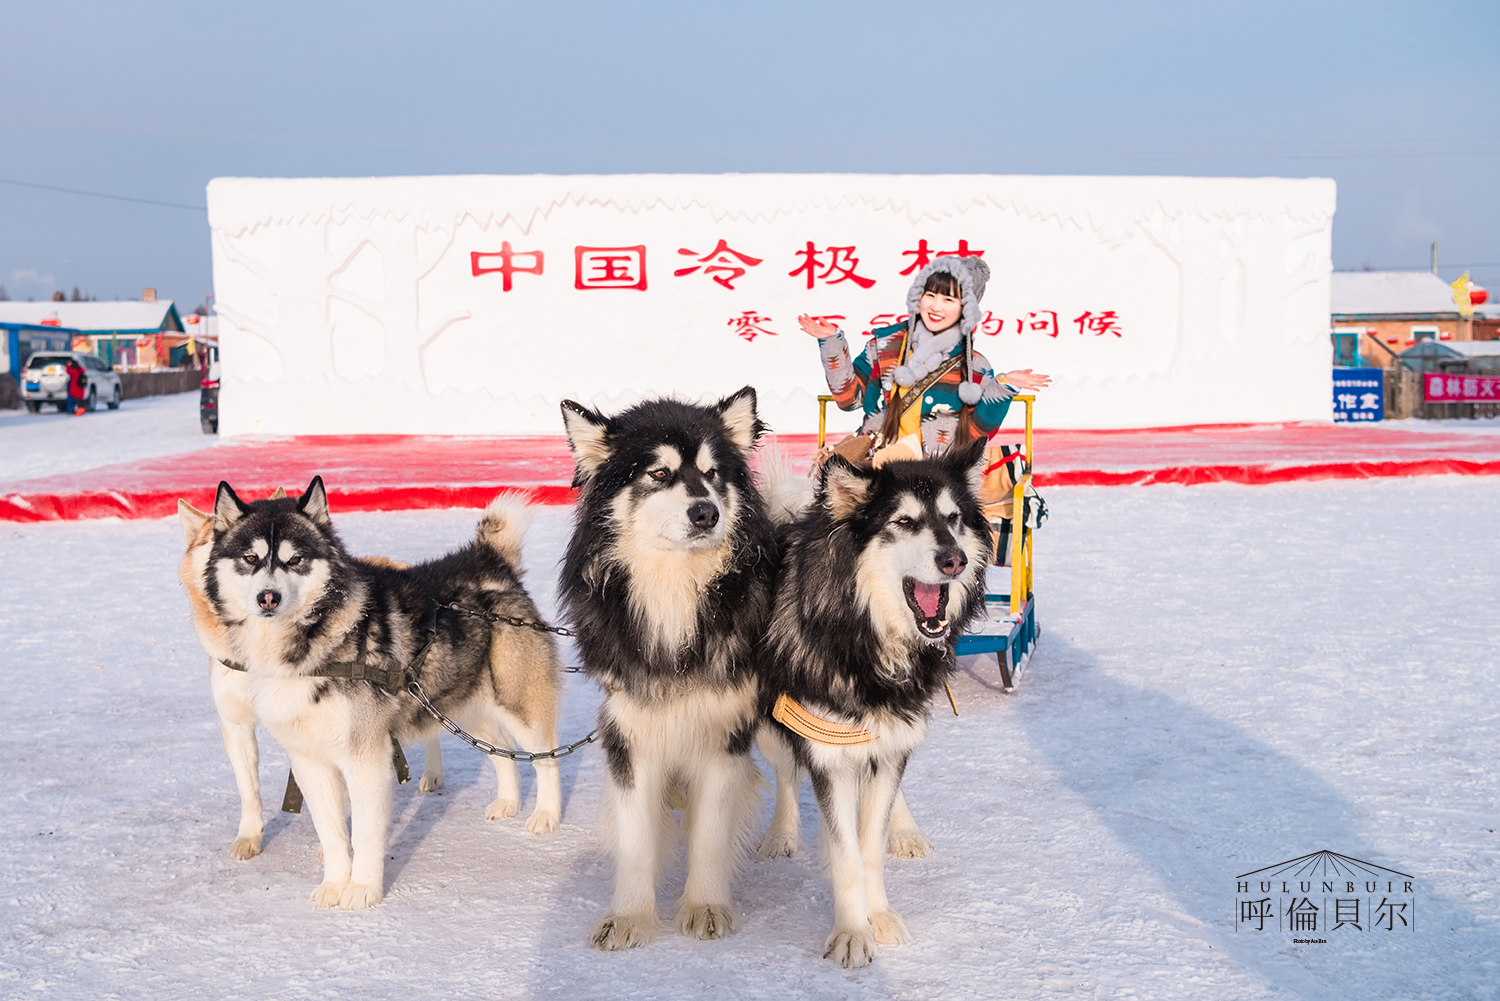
[{"x1": 904, "y1": 255, "x2": 992, "y2": 404}]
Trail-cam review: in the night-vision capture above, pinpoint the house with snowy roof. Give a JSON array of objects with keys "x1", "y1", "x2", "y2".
[
  {"x1": 1331, "y1": 271, "x2": 1496, "y2": 368},
  {"x1": 0, "y1": 296, "x2": 187, "y2": 370}
]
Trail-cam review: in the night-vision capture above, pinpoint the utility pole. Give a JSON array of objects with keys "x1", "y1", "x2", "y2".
[{"x1": 1431, "y1": 242, "x2": 1439, "y2": 274}]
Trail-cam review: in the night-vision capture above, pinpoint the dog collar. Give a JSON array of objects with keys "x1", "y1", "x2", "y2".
[
  {"x1": 772, "y1": 693, "x2": 876, "y2": 746},
  {"x1": 217, "y1": 599, "x2": 440, "y2": 696}
]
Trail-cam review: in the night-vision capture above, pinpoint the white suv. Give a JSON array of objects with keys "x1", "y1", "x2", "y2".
[{"x1": 20, "y1": 351, "x2": 123, "y2": 413}]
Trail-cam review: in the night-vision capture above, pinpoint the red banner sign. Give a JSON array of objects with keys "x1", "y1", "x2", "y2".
[{"x1": 1424, "y1": 373, "x2": 1500, "y2": 402}]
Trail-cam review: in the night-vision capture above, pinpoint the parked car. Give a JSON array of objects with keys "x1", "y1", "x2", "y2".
[
  {"x1": 20, "y1": 351, "x2": 122, "y2": 413},
  {"x1": 200, "y1": 346, "x2": 220, "y2": 434}
]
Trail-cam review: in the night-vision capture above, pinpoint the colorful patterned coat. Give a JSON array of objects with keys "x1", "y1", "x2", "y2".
[{"x1": 817, "y1": 320, "x2": 1015, "y2": 453}]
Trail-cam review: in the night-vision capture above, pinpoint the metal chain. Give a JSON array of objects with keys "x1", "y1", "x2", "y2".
[
  {"x1": 405, "y1": 677, "x2": 598, "y2": 762},
  {"x1": 437, "y1": 601, "x2": 576, "y2": 638}
]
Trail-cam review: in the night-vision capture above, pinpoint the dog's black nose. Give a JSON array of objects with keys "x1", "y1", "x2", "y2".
[
  {"x1": 687, "y1": 500, "x2": 720, "y2": 530},
  {"x1": 257, "y1": 589, "x2": 282, "y2": 611},
  {"x1": 935, "y1": 547, "x2": 967, "y2": 578}
]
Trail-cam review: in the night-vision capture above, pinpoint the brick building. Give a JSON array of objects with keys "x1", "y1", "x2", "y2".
[{"x1": 1331, "y1": 271, "x2": 1497, "y2": 369}]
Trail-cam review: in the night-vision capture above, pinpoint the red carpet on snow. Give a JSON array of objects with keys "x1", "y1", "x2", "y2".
[{"x1": 4, "y1": 423, "x2": 1500, "y2": 523}]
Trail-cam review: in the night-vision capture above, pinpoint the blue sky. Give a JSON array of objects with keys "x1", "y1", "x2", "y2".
[{"x1": 2, "y1": 0, "x2": 1496, "y2": 306}]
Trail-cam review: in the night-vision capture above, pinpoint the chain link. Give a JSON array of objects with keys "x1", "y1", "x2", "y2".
[
  {"x1": 437, "y1": 601, "x2": 576, "y2": 638},
  {"x1": 406, "y1": 601, "x2": 594, "y2": 759},
  {"x1": 406, "y1": 677, "x2": 598, "y2": 762}
]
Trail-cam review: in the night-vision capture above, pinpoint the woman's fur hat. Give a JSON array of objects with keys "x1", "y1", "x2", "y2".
[{"x1": 905, "y1": 255, "x2": 992, "y2": 404}]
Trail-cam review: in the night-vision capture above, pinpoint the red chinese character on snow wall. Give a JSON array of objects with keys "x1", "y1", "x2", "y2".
[
  {"x1": 674, "y1": 241, "x2": 764, "y2": 289},
  {"x1": 728, "y1": 311, "x2": 778, "y2": 342},
  {"x1": 789, "y1": 243, "x2": 876, "y2": 289},
  {"x1": 575, "y1": 246, "x2": 647, "y2": 290},
  {"x1": 1074, "y1": 310, "x2": 1123, "y2": 337},
  {"x1": 868, "y1": 313, "x2": 905, "y2": 329},
  {"x1": 900, "y1": 239, "x2": 985, "y2": 275},
  {"x1": 1018, "y1": 311, "x2": 1059, "y2": 337},
  {"x1": 976, "y1": 310, "x2": 1004, "y2": 336},
  {"x1": 471, "y1": 243, "x2": 545, "y2": 291}
]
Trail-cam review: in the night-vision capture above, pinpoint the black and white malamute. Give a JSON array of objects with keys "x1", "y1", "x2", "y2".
[
  {"x1": 559, "y1": 387, "x2": 776, "y2": 951},
  {"x1": 200, "y1": 479, "x2": 563, "y2": 909},
  {"x1": 178, "y1": 490, "x2": 447, "y2": 862},
  {"x1": 755, "y1": 442, "x2": 991, "y2": 968}
]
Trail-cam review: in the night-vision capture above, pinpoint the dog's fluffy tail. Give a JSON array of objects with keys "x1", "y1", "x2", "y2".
[
  {"x1": 475, "y1": 491, "x2": 534, "y2": 568},
  {"x1": 756, "y1": 443, "x2": 817, "y2": 527}
]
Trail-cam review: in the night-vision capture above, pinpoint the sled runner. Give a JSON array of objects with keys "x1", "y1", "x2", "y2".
[{"x1": 816, "y1": 394, "x2": 1040, "y2": 692}]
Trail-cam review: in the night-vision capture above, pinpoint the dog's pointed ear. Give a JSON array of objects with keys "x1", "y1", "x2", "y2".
[
  {"x1": 820, "y1": 455, "x2": 874, "y2": 521},
  {"x1": 715, "y1": 386, "x2": 764, "y2": 454},
  {"x1": 297, "y1": 476, "x2": 331, "y2": 528},
  {"x1": 214, "y1": 481, "x2": 248, "y2": 532},
  {"x1": 268, "y1": 486, "x2": 288, "y2": 500},
  {"x1": 561, "y1": 400, "x2": 611, "y2": 482},
  {"x1": 178, "y1": 499, "x2": 210, "y2": 547},
  {"x1": 947, "y1": 438, "x2": 990, "y2": 497}
]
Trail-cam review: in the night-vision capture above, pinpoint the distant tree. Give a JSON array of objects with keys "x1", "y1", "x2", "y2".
[
  {"x1": 51, "y1": 291, "x2": 65, "y2": 301},
  {"x1": 192, "y1": 304, "x2": 208, "y2": 316},
  {"x1": 0, "y1": 285, "x2": 8, "y2": 301},
  {"x1": 70, "y1": 287, "x2": 83, "y2": 301}
]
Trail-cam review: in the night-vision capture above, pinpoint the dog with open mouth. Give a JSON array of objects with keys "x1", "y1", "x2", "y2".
[{"x1": 755, "y1": 440, "x2": 990, "y2": 968}]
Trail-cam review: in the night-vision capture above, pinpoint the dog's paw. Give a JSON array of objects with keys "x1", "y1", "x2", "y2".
[
  {"x1": 676, "y1": 902, "x2": 737, "y2": 940},
  {"x1": 589, "y1": 912, "x2": 660, "y2": 951},
  {"x1": 310, "y1": 879, "x2": 349, "y2": 909},
  {"x1": 226, "y1": 835, "x2": 262, "y2": 861},
  {"x1": 870, "y1": 909, "x2": 911, "y2": 946},
  {"x1": 824, "y1": 925, "x2": 879, "y2": 969},
  {"x1": 756, "y1": 829, "x2": 799, "y2": 859},
  {"x1": 886, "y1": 828, "x2": 933, "y2": 859},
  {"x1": 525, "y1": 809, "x2": 559, "y2": 835},
  {"x1": 338, "y1": 882, "x2": 383, "y2": 911},
  {"x1": 418, "y1": 772, "x2": 445, "y2": 793},
  {"x1": 485, "y1": 797, "x2": 519, "y2": 821}
]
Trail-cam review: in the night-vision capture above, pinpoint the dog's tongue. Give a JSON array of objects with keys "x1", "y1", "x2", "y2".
[{"x1": 913, "y1": 582, "x2": 943, "y2": 619}]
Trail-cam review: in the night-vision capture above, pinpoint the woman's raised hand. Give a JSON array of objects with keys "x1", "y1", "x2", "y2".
[
  {"x1": 1003, "y1": 369, "x2": 1053, "y2": 391},
  {"x1": 797, "y1": 314, "x2": 840, "y2": 339}
]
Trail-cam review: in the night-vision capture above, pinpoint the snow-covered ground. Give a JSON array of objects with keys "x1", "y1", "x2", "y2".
[
  {"x1": 1379, "y1": 416, "x2": 1500, "y2": 434},
  {"x1": 0, "y1": 392, "x2": 217, "y2": 483},
  {"x1": 1, "y1": 476, "x2": 1497, "y2": 999}
]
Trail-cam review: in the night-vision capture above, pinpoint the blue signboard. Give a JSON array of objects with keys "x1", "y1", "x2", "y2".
[{"x1": 1332, "y1": 367, "x2": 1383, "y2": 422}]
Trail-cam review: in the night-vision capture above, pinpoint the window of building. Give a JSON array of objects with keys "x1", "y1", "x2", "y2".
[{"x1": 1331, "y1": 327, "x2": 1364, "y2": 367}]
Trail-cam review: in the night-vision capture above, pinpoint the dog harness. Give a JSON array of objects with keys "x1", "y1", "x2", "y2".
[
  {"x1": 772, "y1": 693, "x2": 876, "y2": 746},
  {"x1": 220, "y1": 600, "x2": 440, "y2": 812},
  {"x1": 218, "y1": 599, "x2": 440, "y2": 693}
]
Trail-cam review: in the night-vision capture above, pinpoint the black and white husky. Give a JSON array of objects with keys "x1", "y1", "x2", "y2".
[
  {"x1": 559, "y1": 387, "x2": 776, "y2": 950},
  {"x1": 178, "y1": 491, "x2": 447, "y2": 861},
  {"x1": 202, "y1": 479, "x2": 563, "y2": 909},
  {"x1": 756, "y1": 442, "x2": 991, "y2": 968}
]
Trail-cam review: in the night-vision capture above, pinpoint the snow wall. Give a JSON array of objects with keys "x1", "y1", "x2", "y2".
[{"x1": 206, "y1": 174, "x2": 1335, "y2": 436}]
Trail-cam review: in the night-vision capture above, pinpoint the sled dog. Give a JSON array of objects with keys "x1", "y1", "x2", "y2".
[
  {"x1": 177, "y1": 493, "x2": 447, "y2": 861},
  {"x1": 202, "y1": 479, "x2": 563, "y2": 909},
  {"x1": 756, "y1": 442, "x2": 990, "y2": 968},
  {"x1": 559, "y1": 387, "x2": 776, "y2": 950}
]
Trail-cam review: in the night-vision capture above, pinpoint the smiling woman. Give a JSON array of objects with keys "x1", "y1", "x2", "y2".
[{"x1": 802, "y1": 255, "x2": 1051, "y2": 460}]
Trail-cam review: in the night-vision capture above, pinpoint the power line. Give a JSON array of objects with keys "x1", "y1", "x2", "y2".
[
  {"x1": 1, "y1": 117, "x2": 1497, "y2": 161},
  {"x1": 0, "y1": 177, "x2": 206, "y2": 212},
  {"x1": 1338, "y1": 263, "x2": 1500, "y2": 272}
]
